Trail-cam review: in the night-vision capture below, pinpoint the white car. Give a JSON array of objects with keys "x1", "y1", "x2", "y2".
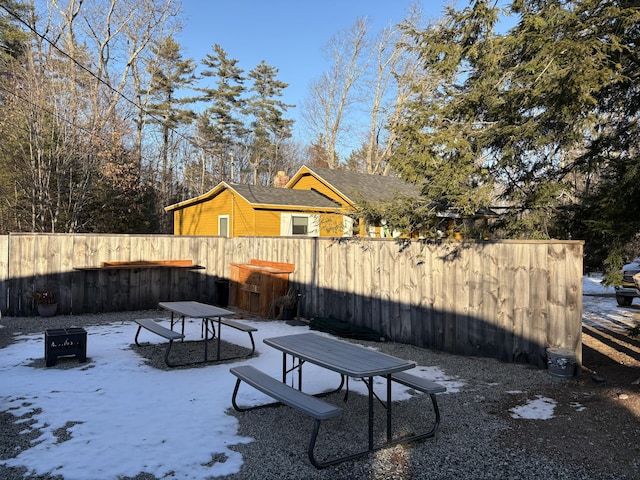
[{"x1": 615, "y1": 257, "x2": 640, "y2": 306}]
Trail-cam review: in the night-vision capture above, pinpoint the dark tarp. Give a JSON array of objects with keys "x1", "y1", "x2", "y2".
[{"x1": 309, "y1": 315, "x2": 385, "y2": 342}]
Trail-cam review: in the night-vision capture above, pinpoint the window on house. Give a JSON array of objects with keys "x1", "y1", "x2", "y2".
[
  {"x1": 218, "y1": 216, "x2": 229, "y2": 237},
  {"x1": 291, "y1": 216, "x2": 308, "y2": 235}
]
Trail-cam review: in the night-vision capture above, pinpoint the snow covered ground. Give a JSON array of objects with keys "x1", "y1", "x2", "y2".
[
  {"x1": 582, "y1": 274, "x2": 639, "y2": 333},
  {"x1": 0, "y1": 275, "x2": 637, "y2": 479}
]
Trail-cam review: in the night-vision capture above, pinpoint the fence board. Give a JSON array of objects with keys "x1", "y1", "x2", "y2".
[
  {"x1": 359, "y1": 240, "x2": 376, "y2": 334},
  {"x1": 478, "y1": 244, "x2": 499, "y2": 357},
  {"x1": 495, "y1": 243, "x2": 514, "y2": 362},
  {"x1": 0, "y1": 235, "x2": 7, "y2": 312}
]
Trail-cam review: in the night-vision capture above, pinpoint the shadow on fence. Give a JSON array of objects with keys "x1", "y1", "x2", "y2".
[
  {"x1": 2, "y1": 270, "x2": 575, "y2": 370},
  {"x1": 0, "y1": 234, "x2": 584, "y2": 369}
]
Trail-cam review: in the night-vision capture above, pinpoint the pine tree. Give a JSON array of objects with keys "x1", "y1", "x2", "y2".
[
  {"x1": 196, "y1": 44, "x2": 246, "y2": 182},
  {"x1": 145, "y1": 35, "x2": 196, "y2": 216},
  {"x1": 246, "y1": 60, "x2": 293, "y2": 184}
]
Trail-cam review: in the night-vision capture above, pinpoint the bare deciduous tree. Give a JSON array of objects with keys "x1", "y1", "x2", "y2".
[
  {"x1": 303, "y1": 17, "x2": 370, "y2": 169},
  {"x1": 0, "y1": 0, "x2": 180, "y2": 232},
  {"x1": 364, "y1": 5, "x2": 425, "y2": 175}
]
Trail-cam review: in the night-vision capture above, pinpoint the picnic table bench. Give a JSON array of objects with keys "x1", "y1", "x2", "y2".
[
  {"x1": 134, "y1": 301, "x2": 257, "y2": 367},
  {"x1": 134, "y1": 318, "x2": 185, "y2": 366},
  {"x1": 230, "y1": 365, "x2": 344, "y2": 469}
]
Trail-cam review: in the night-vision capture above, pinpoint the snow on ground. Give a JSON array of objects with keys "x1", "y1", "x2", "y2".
[
  {"x1": 509, "y1": 396, "x2": 557, "y2": 420},
  {"x1": 582, "y1": 275, "x2": 640, "y2": 333},
  {"x1": 0, "y1": 318, "x2": 459, "y2": 480},
  {"x1": 1, "y1": 275, "x2": 638, "y2": 478}
]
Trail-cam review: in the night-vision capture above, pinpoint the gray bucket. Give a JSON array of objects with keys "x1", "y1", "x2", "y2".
[{"x1": 546, "y1": 347, "x2": 576, "y2": 378}]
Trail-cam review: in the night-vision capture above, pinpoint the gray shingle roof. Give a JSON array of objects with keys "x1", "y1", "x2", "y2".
[
  {"x1": 305, "y1": 167, "x2": 421, "y2": 204},
  {"x1": 231, "y1": 184, "x2": 340, "y2": 209}
]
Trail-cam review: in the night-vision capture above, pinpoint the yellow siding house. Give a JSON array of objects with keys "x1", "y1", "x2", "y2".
[
  {"x1": 165, "y1": 166, "x2": 427, "y2": 238},
  {"x1": 165, "y1": 181, "x2": 347, "y2": 237}
]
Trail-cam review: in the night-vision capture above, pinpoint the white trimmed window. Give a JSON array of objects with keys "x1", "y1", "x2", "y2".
[
  {"x1": 291, "y1": 215, "x2": 308, "y2": 235},
  {"x1": 280, "y1": 213, "x2": 320, "y2": 236},
  {"x1": 218, "y1": 215, "x2": 229, "y2": 237}
]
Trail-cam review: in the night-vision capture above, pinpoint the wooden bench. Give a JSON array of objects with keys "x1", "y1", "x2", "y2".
[
  {"x1": 134, "y1": 318, "x2": 185, "y2": 367},
  {"x1": 390, "y1": 371, "x2": 446, "y2": 442},
  {"x1": 230, "y1": 365, "x2": 343, "y2": 469}
]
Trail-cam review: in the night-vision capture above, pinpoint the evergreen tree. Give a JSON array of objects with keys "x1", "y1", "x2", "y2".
[
  {"x1": 196, "y1": 44, "x2": 246, "y2": 182},
  {"x1": 0, "y1": 0, "x2": 29, "y2": 63},
  {"x1": 306, "y1": 133, "x2": 331, "y2": 168},
  {"x1": 246, "y1": 60, "x2": 293, "y2": 184},
  {"x1": 392, "y1": 0, "x2": 640, "y2": 254},
  {"x1": 145, "y1": 35, "x2": 196, "y2": 215}
]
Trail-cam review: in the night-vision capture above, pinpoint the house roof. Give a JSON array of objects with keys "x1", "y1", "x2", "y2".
[
  {"x1": 289, "y1": 166, "x2": 422, "y2": 206},
  {"x1": 231, "y1": 184, "x2": 340, "y2": 209},
  {"x1": 164, "y1": 182, "x2": 341, "y2": 212}
]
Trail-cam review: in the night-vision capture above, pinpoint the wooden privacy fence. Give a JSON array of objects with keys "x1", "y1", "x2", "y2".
[{"x1": 0, "y1": 233, "x2": 583, "y2": 367}]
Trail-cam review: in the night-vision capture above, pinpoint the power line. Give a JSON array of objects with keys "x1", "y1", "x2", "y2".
[
  {"x1": 0, "y1": 3, "x2": 201, "y2": 151},
  {"x1": 0, "y1": 83, "x2": 117, "y2": 146}
]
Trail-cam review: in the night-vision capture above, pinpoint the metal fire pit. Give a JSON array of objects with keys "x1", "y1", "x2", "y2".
[{"x1": 45, "y1": 328, "x2": 87, "y2": 367}]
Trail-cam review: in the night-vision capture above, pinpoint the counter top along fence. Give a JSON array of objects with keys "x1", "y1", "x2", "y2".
[{"x1": 0, "y1": 233, "x2": 583, "y2": 368}]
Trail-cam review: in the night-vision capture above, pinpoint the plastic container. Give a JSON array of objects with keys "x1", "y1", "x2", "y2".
[
  {"x1": 215, "y1": 278, "x2": 229, "y2": 307},
  {"x1": 546, "y1": 347, "x2": 576, "y2": 378}
]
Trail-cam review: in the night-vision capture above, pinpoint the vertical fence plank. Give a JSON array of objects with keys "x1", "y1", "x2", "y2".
[
  {"x1": 377, "y1": 240, "x2": 393, "y2": 337},
  {"x1": 495, "y1": 242, "x2": 515, "y2": 362},
  {"x1": 343, "y1": 239, "x2": 356, "y2": 323},
  {"x1": 477, "y1": 243, "x2": 499, "y2": 358},
  {"x1": 453, "y1": 245, "x2": 471, "y2": 355},
  {"x1": 359, "y1": 239, "x2": 377, "y2": 333},
  {"x1": 565, "y1": 243, "x2": 583, "y2": 364},
  {"x1": 0, "y1": 235, "x2": 8, "y2": 313},
  {"x1": 529, "y1": 243, "x2": 550, "y2": 366},
  {"x1": 13, "y1": 234, "x2": 36, "y2": 315}
]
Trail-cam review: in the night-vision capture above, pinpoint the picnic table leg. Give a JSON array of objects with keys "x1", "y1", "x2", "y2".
[
  {"x1": 280, "y1": 353, "x2": 344, "y2": 395},
  {"x1": 386, "y1": 389, "x2": 442, "y2": 446},
  {"x1": 203, "y1": 318, "x2": 209, "y2": 362},
  {"x1": 386, "y1": 374, "x2": 392, "y2": 442},
  {"x1": 164, "y1": 339, "x2": 176, "y2": 367},
  {"x1": 216, "y1": 317, "x2": 222, "y2": 361},
  {"x1": 247, "y1": 331, "x2": 256, "y2": 355},
  {"x1": 368, "y1": 375, "x2": 374, "y2": 451},
  {"x1": 298, "y1": 355, "x2": 303, "y2": 389},
  {"x1": 281, "y1": 353, "x2": 302, "y2": 389},
  {"x1": 134, "y1": 325, "x2": 143, "y2": 346},
  {"x1": 169, "y1": 313, "x2": 186, "y2": 343}
]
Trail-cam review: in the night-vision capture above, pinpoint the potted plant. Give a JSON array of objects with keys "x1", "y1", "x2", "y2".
[
  {"x1": 268, "y1": 288, "x2": 298, "y2": 320},
  {"x1": 32, "y1": 290, "x2": 58, "y2": 317},
  {"x1": 279, "y1": 289, "x2": 298, "y2": 320}
]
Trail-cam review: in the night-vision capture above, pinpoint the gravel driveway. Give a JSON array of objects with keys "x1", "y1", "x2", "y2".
[{"x1": 1, "y1": 309, "x2": 639, "y2": 480}]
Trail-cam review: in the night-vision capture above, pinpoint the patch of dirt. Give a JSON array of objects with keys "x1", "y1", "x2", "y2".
[
  {"x1": 131, "y1": 337, "x2": 256, "y2": 370},
  {"x1": 496, "y1": 322, "x2": 640, "y2": 478}
]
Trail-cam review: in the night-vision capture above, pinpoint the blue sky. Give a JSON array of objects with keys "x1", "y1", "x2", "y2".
[{"x1": 177, "y1": 1, "x2": 454, "y2": 145}]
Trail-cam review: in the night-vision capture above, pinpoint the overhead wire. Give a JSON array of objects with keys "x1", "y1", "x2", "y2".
[
  {"x1": 0, "y1": 3, "x2": 203, "y2": 152},
  {"x1": 0, "y1": 83, "x2": 117, "y2": 146}
]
